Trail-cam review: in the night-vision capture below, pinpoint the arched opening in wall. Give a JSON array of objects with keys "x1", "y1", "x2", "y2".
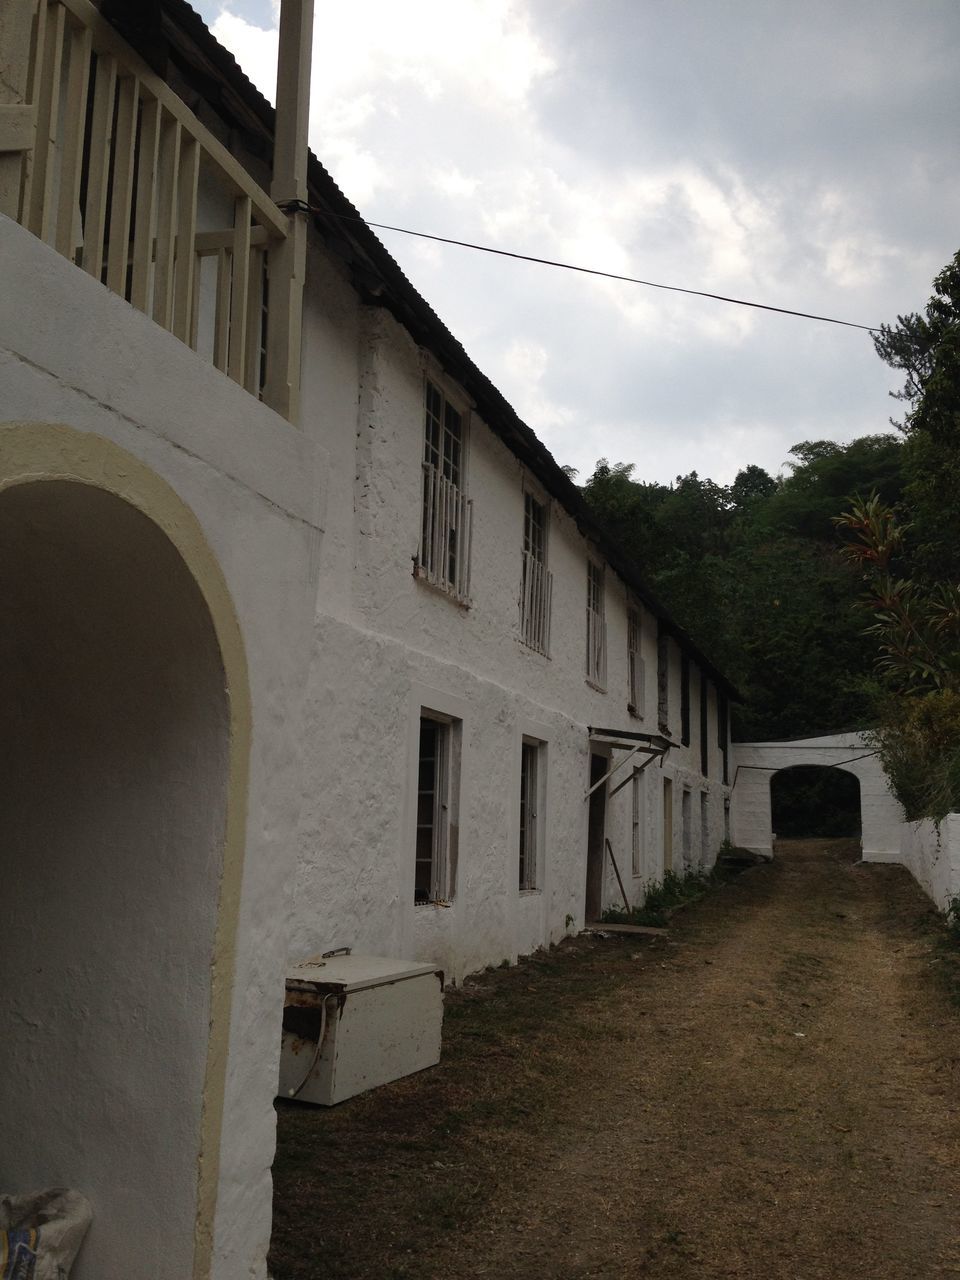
[
  {"x1": 770, "y1": 765, "x2": 861, "y2": 841},
  {"x1": 0, "y1": 480, "x2": 230, "y2": 1279}
]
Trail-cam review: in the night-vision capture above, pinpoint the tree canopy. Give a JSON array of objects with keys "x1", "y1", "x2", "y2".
[{"x1": 582, "y1": 435, "x2": 906, "y2": 741}]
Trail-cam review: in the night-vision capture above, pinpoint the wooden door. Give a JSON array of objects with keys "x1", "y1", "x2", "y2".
[{"x1": 663, "y1": 776, "x2": 674, "y2": 874}]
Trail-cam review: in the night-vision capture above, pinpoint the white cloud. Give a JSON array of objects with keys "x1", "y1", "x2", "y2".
[{"x1": 196, "y1": 0, "x2": 958, "y2": 483}]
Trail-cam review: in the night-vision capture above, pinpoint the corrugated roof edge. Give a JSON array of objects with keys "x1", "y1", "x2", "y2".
[{"x1": 160, "y1": 0, "x2": 742, "y2": 702}]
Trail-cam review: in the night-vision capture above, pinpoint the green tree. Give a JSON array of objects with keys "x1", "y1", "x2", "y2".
[
  {"x1": 873, "y1": 249, "x2": 960, "y2": 578},
  {"x1": 582, "y1": 441, "x2": 902, "y2": 742}
]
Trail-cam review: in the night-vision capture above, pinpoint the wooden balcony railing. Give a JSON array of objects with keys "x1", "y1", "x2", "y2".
[{"x1": 0, "y1": 0, "x2": 313, "y2": 422}]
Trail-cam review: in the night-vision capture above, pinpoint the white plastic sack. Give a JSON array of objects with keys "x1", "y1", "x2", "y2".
[{"x1": 0, "y1": 1189, "x2": 92, "y2": 1280}]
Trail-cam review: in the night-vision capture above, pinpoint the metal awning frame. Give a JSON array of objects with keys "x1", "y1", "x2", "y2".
[{"x1": 584, "y1": 728, "x2": 672, "y2": 800}]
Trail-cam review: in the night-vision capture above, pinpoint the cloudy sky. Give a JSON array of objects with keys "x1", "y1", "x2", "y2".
[{"x1": 194, "y1": 0, "x2": 960, "y2": 486}]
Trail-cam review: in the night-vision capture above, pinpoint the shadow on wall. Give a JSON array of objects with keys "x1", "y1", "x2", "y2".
[
  {"x1": 771, "y1": 765, "x2": 862, "y2": 839},
  {"x1": 0, "y1": 479, "x2": 230, "y2": 1279}
]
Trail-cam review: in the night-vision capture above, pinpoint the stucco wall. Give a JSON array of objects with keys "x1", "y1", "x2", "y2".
[
  {"x1": 730, "y1": 733, "x2": 904, "y2": 861},
  {"x1": 0, "y1": 482, "x2": 228, "y2": 1280},
  {"x1": 885, "y1": 815, "x2": 960, "y2": 911},
  {"x1": 0, "y1": 215, "x2": 320, "y2": 1280},
  {"x1": 290, "y1": 295, "x2": 730, "y2": 983}
]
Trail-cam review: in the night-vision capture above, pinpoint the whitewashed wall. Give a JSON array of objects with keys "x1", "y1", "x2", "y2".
[
  {"x1": 0, "y1": 214, "x2": 321, "y2": 1280},
  {"x1": 730, "y1": 731, "x2": 960, "y2": 914},
  {"x1": 290, "y1": 287, "x2": 731, "y2": 983},
  {"x1": 893, "y1": 815, "x2": 960, "y2": 911},
  {"x1": 730, "y1": 733, "x2": 903, "y2": 860}
]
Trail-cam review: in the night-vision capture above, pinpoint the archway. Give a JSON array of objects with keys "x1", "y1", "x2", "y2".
[
  {"x1": 771, "y1": 765, "x2": 862, "y2": 840},
  {"x1": 730, "y1": 733, "x2": 904, "y2": 861},
  {"x1": 0, "y1": 474, "x2": 234, "y2": 1278}
]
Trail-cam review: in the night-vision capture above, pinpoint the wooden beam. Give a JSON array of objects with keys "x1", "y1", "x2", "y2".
[
  {"x1": 0, "y1": 104, "x2": 35, "y2": 152},
  {"x1": 55, "y1": 21, "x2": 92, "y2": 258},
  {"x1": 0, "y1": 0, "x2": 36, "y2": 217},
  {"x1": 262, "y1": 0, "x2": 314, "y2": 423},
  {"x1": 59, "y1": 0, "x2": 288, "y2": 239}
]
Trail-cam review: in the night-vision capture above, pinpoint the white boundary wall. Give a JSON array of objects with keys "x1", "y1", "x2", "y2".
[
  {"x1": 731, "y1": 733, "x2": 903, "y2": 861},
  {"x1": 880, "y1": 815, "x2": 960, "y2": 911},
  {"x1": 731, "y1": 731, "x2": 960, "y2": 911}
]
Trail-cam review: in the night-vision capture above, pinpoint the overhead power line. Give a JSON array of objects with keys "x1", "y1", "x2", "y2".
[{"x1": 284, "y1": 203, "x2": 881, "y2": 334}]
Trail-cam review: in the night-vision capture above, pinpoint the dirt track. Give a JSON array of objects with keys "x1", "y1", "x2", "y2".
[{"x1": 271, "y1": 840, "x2": 960, "y2": 1279}]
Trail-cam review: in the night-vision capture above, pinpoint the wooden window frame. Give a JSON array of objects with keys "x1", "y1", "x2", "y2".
[{"x1": 586, "y1": 559, "x2": 607, "y2": 690}]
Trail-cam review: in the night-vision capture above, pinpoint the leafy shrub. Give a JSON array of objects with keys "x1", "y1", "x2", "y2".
[
  {"x1": 871, "y1": 689, "x2": 960, "y2": 821},
  {"x1": 600, "y1": 867, "x2": 721, "y2": 928}
]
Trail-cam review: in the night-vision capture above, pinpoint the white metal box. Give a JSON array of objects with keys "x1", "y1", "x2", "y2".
[{"x1": 278, "y1": 952, "x2": 444, "y2": 1105}]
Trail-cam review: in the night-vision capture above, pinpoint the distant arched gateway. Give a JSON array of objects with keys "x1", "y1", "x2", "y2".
[{"x1": 729, "y1": 733, "x2": 904, "y2": 861}]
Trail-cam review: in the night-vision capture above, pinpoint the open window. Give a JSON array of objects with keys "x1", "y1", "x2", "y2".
[{"x1": 415, "y1": 712, "x2": 460, "y2": 903}]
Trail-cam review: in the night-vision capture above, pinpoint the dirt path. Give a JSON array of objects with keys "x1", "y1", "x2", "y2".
[{"x1": 271, "y1": 841, "x2": 960, "y2": 1279}]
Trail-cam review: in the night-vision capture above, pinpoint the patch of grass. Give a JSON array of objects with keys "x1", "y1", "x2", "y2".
[{"x1": 601, "y1": 866, "x2": 728, "y2": 928}]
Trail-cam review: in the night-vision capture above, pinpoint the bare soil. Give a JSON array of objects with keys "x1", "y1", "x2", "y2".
[{"x1": 270, "y1": 839, "x2": 960, "y2": 1279}]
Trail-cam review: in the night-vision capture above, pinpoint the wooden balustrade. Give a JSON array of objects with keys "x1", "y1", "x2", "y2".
[{"x1": 0, "y1": 0, "x2": 313, "y2": 422}]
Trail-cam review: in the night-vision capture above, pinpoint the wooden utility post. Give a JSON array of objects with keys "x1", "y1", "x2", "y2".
[
  {"x1": 264, "y1": 0, "x2": 314, "y2": 426},
  {"x1": 0, "y1": 0, "x2": 37, "y2": 219}
]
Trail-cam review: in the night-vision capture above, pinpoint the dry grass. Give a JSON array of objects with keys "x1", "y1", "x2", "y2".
[{"x1": 270, "y1": 841, "x2": 960, "y2": 1280}]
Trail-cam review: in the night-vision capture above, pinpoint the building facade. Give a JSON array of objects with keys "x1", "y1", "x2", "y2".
[{"x1": 0, "y1": 2, "x2": 735, "y2": 1275}]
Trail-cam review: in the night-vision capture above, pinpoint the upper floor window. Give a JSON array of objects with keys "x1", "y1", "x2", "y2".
[
  {"x1": 417, "y1": 380, "x2": 473, "y2": 602},
  {"x1": 520, "y1": 493, "x2": 552, "y2": 655},
  {"x1": 657, "y1": 628, "x2": 670, "y2": 734},
  {"x1": 586, "y1": 560, "x2": 607, "y2": 689},
  {"x1": 627, "y1": 608, "x2": 644, "y2": 716},
  {"x1": 680, "y1": 652, "x2": 691, "y2": 746}
]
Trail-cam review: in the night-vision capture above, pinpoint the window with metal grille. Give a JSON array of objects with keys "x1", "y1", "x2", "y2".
[
  {"x1": 520, "y1": 494, "x2": 552, "y2": 655},
  {"x1": 417, "y1": 380, "x2": 473, "y2": 602},
  {"x1": 518, "y1": 739, "x2": 541, "y2": 890},
  {"x1": 415, "y1": 715, "x2": 456, "y2": 903},
  {"x1": 586, "y1": 560, "x2": 606, "y2": 688},
  {"x1": 627, "y1": 608, "x2": 644, "y2": 715}
]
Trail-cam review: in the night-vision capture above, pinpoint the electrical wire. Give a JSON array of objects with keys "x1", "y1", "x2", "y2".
[{"x1": 279, "y1": 201, "x2": 880, "y2": 334}]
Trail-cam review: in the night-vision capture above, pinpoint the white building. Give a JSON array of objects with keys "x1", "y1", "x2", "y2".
[{"x1": 0, "y1": 2, "x2": 736, "y2": 1275}]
